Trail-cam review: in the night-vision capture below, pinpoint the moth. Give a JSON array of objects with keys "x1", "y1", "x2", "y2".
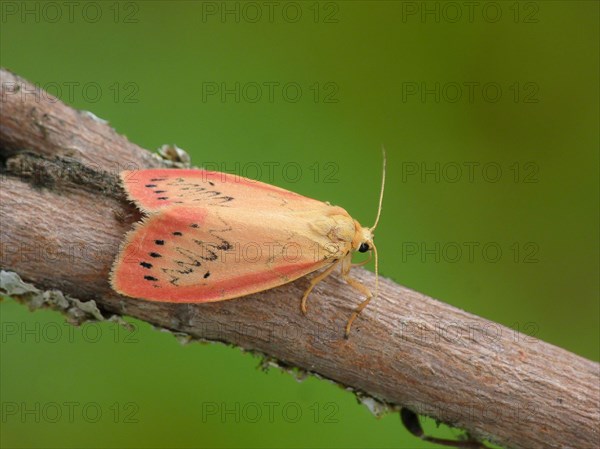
[{"x1": 111, "y1": 155, "x2": 385, "y2": 337}]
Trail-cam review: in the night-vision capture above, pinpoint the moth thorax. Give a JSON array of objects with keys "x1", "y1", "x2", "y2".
[{"x1": 311, "y1": 214, "x2": 355, "y2": 244}]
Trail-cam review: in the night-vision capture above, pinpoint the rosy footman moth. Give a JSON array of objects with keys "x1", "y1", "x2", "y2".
[{"x1": 111, "y1": 151, "x2": 385, "y2": 337}]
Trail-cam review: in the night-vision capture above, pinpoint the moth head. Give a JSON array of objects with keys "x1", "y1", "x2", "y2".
[{"x1": 354, "y1": 226, "x2": 374, "y2": 254}]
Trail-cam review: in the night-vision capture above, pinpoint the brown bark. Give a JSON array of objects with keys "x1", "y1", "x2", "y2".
[{"x1": 1, "y1": 68, "x2": 598, "y2": 449}]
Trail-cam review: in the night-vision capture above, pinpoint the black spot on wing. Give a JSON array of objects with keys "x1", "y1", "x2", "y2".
[{"x1": 218, "y1": 240, "x2": 232, "y2": 251}]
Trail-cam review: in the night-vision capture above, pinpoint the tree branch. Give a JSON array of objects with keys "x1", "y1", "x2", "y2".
[{"x1": 1, "y1": 68, "x2": 598, "y2": 449}]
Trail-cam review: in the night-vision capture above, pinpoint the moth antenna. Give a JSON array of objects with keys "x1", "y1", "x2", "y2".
[{"x1": 371, "y1": 145, "x2": 386, "y2": 230}]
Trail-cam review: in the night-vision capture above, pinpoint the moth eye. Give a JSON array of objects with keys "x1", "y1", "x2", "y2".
[{"x1": 358, "y1": 243, "x2": 370, "y2": 253}]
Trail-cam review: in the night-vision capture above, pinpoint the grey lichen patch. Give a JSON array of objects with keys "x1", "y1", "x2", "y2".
[
  {"x1": 255, "y1": 354, "x2": 310, "y2": 382},
  {"x1": 31, "y1": 290, "x2": 70, "y2": 312},
  {"x1": 80, "y1": 110, "x2": 109, "y2": 125},
  {"x1": 354, "y1": 391, "x2": 397, "y2": 418},
  {"x1": 155, "y1": 144, "x2": 191, "y2": 168},
  {"x1": 68, "y1": 296, "x2": 105, "y2": 321},
  {"x1": 1, "y1": 270, "x2": 110, "y2": 326},
  {"x1": 0, "y1": 270, "x2": 39, "y2": 296},
  {"x1": 157, "y1": 327, "x2": 194, "y2": 345},
  {"x1": 106, "y1": 314, "x2": 136, "y2": 332}
]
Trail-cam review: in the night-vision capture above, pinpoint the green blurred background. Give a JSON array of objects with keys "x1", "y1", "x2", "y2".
[{"x1": 1, "y1": 1, "x2": 598, "y2": 448}]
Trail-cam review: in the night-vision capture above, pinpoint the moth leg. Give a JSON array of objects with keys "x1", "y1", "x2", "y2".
[
  {"x1": 342, "y1": 257, "x2": 373, "y2": 338},
  {"x1": 401, "y1": 408, "x2": 491, "y2": 449},
  {"x1": 301, "y1": 259, "x2": 342, "y2": 314}
]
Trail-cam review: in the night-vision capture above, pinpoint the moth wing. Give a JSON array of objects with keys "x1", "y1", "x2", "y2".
[
  {"x1": 110, "y1": 205, "x2": 347, "y2": 303},
  {"x1": 120, "y1": 169, "x2": 324, "y2": 213}
]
